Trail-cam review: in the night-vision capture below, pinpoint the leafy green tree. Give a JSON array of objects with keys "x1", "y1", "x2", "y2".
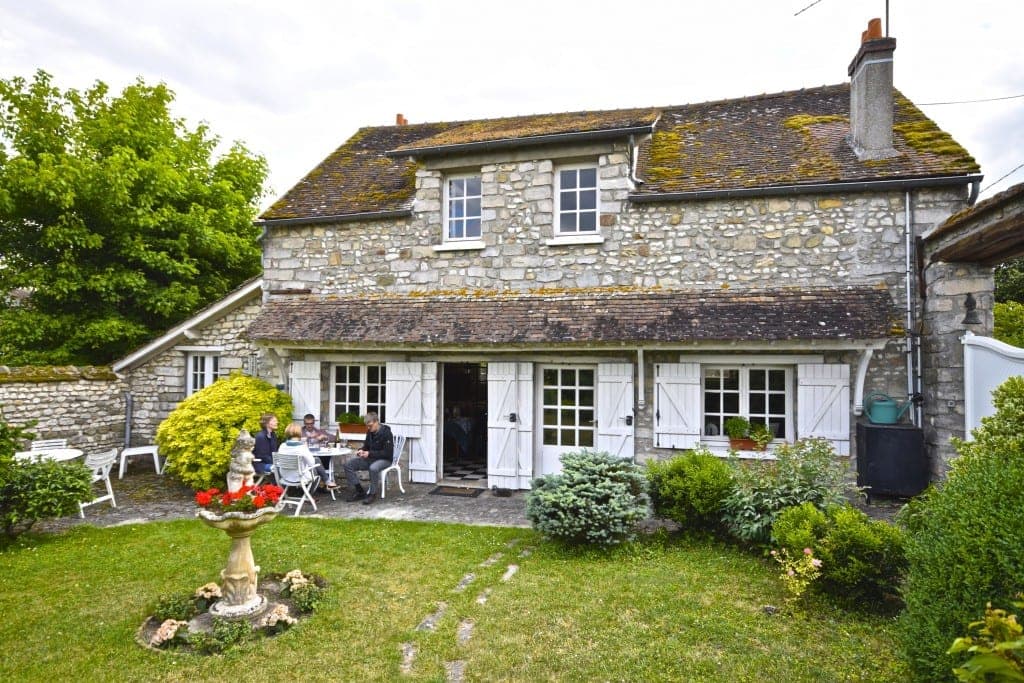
[
  {"x1": 994, "y1": 301, "x2": 1024, "y2": 348},
  {"x1": 995, "y1": 259, "x2": 1024, "y2": 304},
  {"x1": 0, "y1": 70, "x2": 267, "y2": 365}
]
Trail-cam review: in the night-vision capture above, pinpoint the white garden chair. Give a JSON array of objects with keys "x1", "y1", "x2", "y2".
[
  {"x1": 272, "y1": 452, "x2": 320, "y2": 516},
  {"x1": 118, "y1": 444, "x2": 162, "y2": 479},
  {"x1": 380, "y1": 434, "x2": 407, "y2": 499},
  {"x1": 79, "y1": 448, "x2": 118, "y2": 518},
  {"x1": 31, "y1": 438, "x2": 68, "y2": 450}
]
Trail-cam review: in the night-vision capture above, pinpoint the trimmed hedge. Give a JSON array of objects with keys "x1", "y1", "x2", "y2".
[{"x1": 646, "y1": 448, "x2": 734, "y2": 531}]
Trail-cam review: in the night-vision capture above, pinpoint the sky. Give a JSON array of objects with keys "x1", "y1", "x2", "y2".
[{"x1": 1, "y1": 0, "x2": 1022, "y2": 210}]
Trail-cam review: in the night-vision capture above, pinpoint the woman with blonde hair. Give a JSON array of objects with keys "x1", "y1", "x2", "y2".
[{"x1": 277, "y1": 422, "x2": 338, "y2": 489}]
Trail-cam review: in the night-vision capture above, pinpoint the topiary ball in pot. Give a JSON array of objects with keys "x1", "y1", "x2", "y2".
[{"x1": 525, "y1": 450, "x2": 650, "y2": 547}]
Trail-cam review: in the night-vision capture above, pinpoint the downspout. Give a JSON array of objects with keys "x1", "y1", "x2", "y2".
[
  {"x1": 853, "y1": 349, "x2": 875, "y2": 415},
  {"x1": 905, "y1": 190, "x2": 921, "y2": 427},
  {"x1": 636, "y1": 348, "x2": 646, "y2": 410},
  {"x1": 123, "y1": 391, "x2": 133, "y2": 447},
  {"x1": 627, "y1": 135, "x2": 643, "y2": 187}
]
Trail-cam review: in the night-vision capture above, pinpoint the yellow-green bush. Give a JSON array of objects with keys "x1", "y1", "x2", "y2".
[{"x1": 156, "y1": 373, "x2": 294, "y2": 490}]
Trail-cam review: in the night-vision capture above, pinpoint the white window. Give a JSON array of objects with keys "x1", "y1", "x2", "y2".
[
  {"x1": 702, "y1": 366, "x2": 793, "y2": 442},
  {"x1": 332, "y1": 364, "x2": 387, "y2": 423},
  {"x1": 556, "y1": 166, "x2": 599, "y2": 234},
  {"x1": 541, "y1": 367, "x2": 596, "y2": 448},
  {"x1": 445, "y1": 175, "x2": 482, "y2": 241},
  {"x1": 186, "y1": 353, "x2": 222, "y2": 395}
]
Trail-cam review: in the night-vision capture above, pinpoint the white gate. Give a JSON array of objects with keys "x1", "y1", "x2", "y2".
[{"x1": 963, "y1": 331, "x2": 1024, "y2": 436}]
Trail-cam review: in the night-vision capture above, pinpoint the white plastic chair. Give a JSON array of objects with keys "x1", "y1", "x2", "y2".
[
  {"x1": 31, "y1": 438, "x2": 68, "y2": 450},
  {"x1": 118, "y1": 444, "x2": 162, "y2": 479},
  {"x1": 272, "y1": 452, "x2": 320, "y2": 516},
  {"x1": 380, "y1": 434, "x2": 407, "y2": 499},
  {"x1": 79, "y1": 448, "x2": 118, "y2": 518}
]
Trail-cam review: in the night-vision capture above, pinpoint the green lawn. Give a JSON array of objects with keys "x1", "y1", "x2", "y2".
[{"x1": 0, "y1": 520, "x2": 907, "y2": 682}]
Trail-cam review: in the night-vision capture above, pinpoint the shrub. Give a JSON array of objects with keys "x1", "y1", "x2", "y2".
[
  {"x1": 156, "y1": 373, "x2": 294, "y2": 490},
  {"x1": 898, "y1": 376, "x2": 1024, "y2": 682},
  {"x1": 721, "y1": 438, "x2": 853, "y2": 545},
  {"x1": 0, "y1": 414, "x2": 94, "y2": 538},
  {"x1": 646, "y1": 448, "x2": 734, "y2": 530},
  {"x1": 773, "y1": 503, "x2": 905, "y2": 606},
  {"x1": 948, "y1": 597, "x2": 1024, "y2": 682},
  {"x1": 994, "y1": 301, "x2": 1024, "y2": 348},
  {"x1": 526, "y1": 450, "x2": 650, "y2": 547},
  {"x1": 152, "y1": 593, "x2": 200, "y2": 622}
]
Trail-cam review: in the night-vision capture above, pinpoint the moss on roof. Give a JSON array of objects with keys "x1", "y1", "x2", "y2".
[{"x1": 893, "y1": 94, "x2": 979, "y2": 171}]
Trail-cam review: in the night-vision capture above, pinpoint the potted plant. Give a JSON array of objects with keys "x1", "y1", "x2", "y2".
[
  {"x1": 724, "y1": 417, "x2": 773, "y2": 451},
  {"x1": 336, "y1": 412, "x2": 365, "y2": 435}
]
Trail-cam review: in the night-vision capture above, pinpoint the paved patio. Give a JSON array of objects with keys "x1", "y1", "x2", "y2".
[{"x1": 36, "y1": 463, "x2": 530, "y2": 534}]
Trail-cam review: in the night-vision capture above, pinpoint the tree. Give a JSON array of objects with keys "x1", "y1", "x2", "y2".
[
  {"x1": 0, "y1": 70, "x2": 267, "y2": 365},
  {"x1": 995, "y1": 259, "x2": 1024, "y2": 304}
]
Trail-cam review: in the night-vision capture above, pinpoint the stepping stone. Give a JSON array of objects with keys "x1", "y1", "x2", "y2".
[
  {"x1": 505, "y1": 539, "x2": 521, "y2": 548},
  {"x1": 416, "y1": 602, "x2": 447, "y2": 631},
  {"x1": 475, "y1": 588, "x2": 492, "y2": 605},
  {"x1": 400, "y1": 642, "x2": 417, "y2": 674},
  {"x1": 519, "y1": 547, "x2": 533, "y2": 557},
  {"x1": 454, "y1": 573, "x2": 475, "y2": 592},
  {"x1": 445, "y1": 660, "x2": 465, "y2": 682},
  {"x1": 457, "y1": 619, "x2": 475, "y2": 645},
  {"x1": 479, "y1": 553, "x2": 503, "y2": 567},
  {"x1": 501, "y1": 564, "x2": 519, "y2": 582}
]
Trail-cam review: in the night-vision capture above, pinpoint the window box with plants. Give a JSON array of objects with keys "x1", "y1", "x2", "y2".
[
  {"x1": 336, "y1": 412, "x2": 366, "y2": 435},
  {"x1": 723, "y1": 416, "x2": 774, "y2": 452}
]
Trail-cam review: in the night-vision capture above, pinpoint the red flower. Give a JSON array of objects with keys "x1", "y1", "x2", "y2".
[
  {"x1": 252, "y1": 495, "x2": 266, "y2": 508},
  {"x1": 195, "y1": 491, "x2": 213, "y2": 506}
]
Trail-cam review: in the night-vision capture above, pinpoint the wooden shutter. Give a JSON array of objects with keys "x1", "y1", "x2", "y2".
[
  {"x1": 416, "y1": 363, "x2": 438, "y2": 484},
  {"x1": 386, "y1": 362, "x2": 433, "y2": 482},
  {"x1": 797, "y1": 363, "x2": 850, "y2": 455},
  {"x1": 653, "y1": 362, "x2": 701, "y2": 450},
  {"x1": 487, "y1": 362, "x2": 520, "y2": 490},
  {"x1": 289, "y1": 361, "x2": 321, "y2": 422},
  {"x1": 596, "y1": 362, "x2": 635, "y2": 458},
  {"x1": 514, "y1": 362, "x2": 534, "y2": 489}
]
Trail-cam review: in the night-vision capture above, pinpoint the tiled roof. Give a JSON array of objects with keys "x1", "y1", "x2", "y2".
[
  {"x1": 247, "y1": 287, "x2": 894, "y2": 346},
  {"x1": 260, "y1": 85, "x2": 978, "y2": 222}
]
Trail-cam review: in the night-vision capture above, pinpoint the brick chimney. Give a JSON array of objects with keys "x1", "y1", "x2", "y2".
[
  {"x1": 395, "y1": 113, "x2": 408, "y2": 126},
  {"x1": 847, "y1": 18, "x2": 898, "y2": 160}
]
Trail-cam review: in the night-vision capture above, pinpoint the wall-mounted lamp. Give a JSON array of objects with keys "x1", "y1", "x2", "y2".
[{"x1": 962, "y1": 293, "x2": 982, "y2": 325}]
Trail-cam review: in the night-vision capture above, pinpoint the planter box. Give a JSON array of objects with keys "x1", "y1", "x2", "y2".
[
  {"x1": 728, "y1": 437, "x2": 766, "y2": 451},
  {"x1": 337, "y1": 423, "x2": 366, "y2": 435}
]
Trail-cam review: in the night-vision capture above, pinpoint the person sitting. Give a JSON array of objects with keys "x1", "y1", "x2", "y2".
[
  {"x1": 252, "y1": 413, "x2": 279, "y2": 475},
  {"x1": 301, "y1": 413, "x2": 334, "y2": 469},
  {"x1": 277, "y1": 422, "x2": 337, "y2": 490},
  {"x1": 342, "y1": 412, "x2": 393, "y2": 505}
]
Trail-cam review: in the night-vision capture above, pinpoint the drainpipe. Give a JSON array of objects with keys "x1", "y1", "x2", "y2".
[
  {"x1": 627, "y1": 135, "x2": 643, "y2": 187},
  {"x1": 636, "y1": 348, "x2": 646, "y2": 410},
  {"x1": 124, "y1": 391, "x2": 133, "y2": 447},
  {"x1": 904, "y1": 190, "x2": 920, "y2": 427},
  {"x1": 853, "y1": 349, "x2": 874, "y2": 416}
]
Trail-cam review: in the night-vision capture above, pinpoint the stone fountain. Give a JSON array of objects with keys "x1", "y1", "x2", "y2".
[{"x1": 197, "y1": 428, "x2": 282, "y2": 618}]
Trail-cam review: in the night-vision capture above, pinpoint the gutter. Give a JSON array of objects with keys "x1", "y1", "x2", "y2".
[
  {"x1": 628, "y1": 174, "x2": 983, "y2": 203},
  {"x1": 256, "y1": 208, "x2": 412, "y2": 229},
  {"x1": 386, "y1": 125, "x2": 656, "y2": 158}
]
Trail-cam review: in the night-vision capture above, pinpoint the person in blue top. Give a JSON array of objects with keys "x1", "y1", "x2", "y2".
[{"x1": 252, "y1": 413, "x2": 279, "y2": 474}]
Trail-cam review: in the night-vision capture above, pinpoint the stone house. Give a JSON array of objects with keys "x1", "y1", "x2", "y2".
[{"x1": 99, "y1": 21, "x2": 984, "y2": 488}]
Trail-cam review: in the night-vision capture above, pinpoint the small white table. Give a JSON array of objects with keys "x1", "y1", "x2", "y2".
[
  {"x1": 119, "y1": 445, "x2": 162, "y2": 478},
  {"x1": 15, "y1": 448, "x2": 85, "y2": 463}
]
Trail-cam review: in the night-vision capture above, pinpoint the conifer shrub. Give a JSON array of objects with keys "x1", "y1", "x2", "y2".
[
  {"x1": 156, "y1": 373, "x2": 294, "y2": 490},
  {"x1": 646, "y1": 448, "x2": 734, "y2": 531},
  {"x1": 526, "y1": 450, "x2": 650, "y2": 547},
  {"x1": 898, "y1": 376, "x2": 1024, "y2": 682}
]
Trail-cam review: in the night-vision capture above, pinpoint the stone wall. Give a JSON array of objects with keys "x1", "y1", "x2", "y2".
[
  {"x1": 0, "y1": 367, "x2": 126, "y2": 453},
  {"x1": 125, "y1": 294, "x2": 265, "y2": 445}
]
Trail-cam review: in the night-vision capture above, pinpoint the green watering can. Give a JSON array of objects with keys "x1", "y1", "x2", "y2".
[{"x1": 865, "y1": 393, "x2": 912, "y2": 424}]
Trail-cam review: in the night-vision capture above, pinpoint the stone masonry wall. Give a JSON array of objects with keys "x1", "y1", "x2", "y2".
[
  {"x1": 0, "y1": 367, "x2": 126, "y2": 453},
  {"x1": 126, "y1": 294, "x2": 265, "y2": 445}
]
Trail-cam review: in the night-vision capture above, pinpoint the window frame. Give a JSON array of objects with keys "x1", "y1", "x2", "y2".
[
  {"x1": 331, "y1": 363, "x2": 387, "y2": 424},
  {"x1": 554, "y1": 164, "x2": 600, "y2": 236},
  {"x1": 186, "y1": 353, "x2": 223, "y2": 396},
  {"x1": 443, "y1": 174, "x2": 483, "y2": 243},
  {"x1": 700, "y1": 365, "x2": 794, "y2": 445}
]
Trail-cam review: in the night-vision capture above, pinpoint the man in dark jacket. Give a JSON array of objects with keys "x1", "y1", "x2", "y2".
[{"x1": 343, "y1": 412, "x2": 394, "y2": 504}]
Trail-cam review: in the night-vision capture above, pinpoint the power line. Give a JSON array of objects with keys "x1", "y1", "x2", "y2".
[
  {"x1": 981, "y1": 162, "x2": 1024, "y2": 194},
  {"x1": 794, "y1": 0, "x2": 826, "y2": 17},
  {"x1": 917, "y1": 93, "x2": 1024, "y2": 106}
]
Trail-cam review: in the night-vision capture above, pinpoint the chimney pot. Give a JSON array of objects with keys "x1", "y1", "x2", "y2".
[
  {"x1": 396, "y1": 113, "x2": 407, "y2": 126},
  {"x1": 866, "y1": 18, "x2": 883, "y2": 40}
]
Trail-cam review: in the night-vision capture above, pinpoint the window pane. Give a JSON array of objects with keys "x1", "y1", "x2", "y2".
[
  {"x1": 579, "y1": 211, "x2": 596, "y2": 231},
  {"x1": 348, "y1": 387, "x2": 359, "y2": 402},
  {"x1": 705, "y1": 417, "x2": 721, "y2": 435},
  {"x1": 561, "y1": 191, "x2": 576, "y2": 211},
  {"x1": 450, "y1": 201, "x2": 464, "y2": 218},
  {"x1": 579, "y1": 190, "x2": 596, "y2": 210},
  {"x1": 543, "y1": 369, "x2": 557, "y2": 384},
  {"x1": 559, "y1": 213, "x2": 576, "y2": 231},
  {"x1": 560, "y1": 170, "x2": 576, "y2": 189},
  {"x1": 769, "y1": 394, "x2": 785, "y2": 414},
  {"x1": 579, "y1": 409, "x2": 594, "y2": 425},
  {"x1": 561, "y1": 409, "x2": 574, "y2": 425},
  {"x1": 579, "y1": 167, "x2": 597, "y2": 187},
  {"x1": 560, "y1": 389, "x2": 575, "y2": 406},
  {"x1": 367, "y1": 366, "x2": 380, "y2": 383},
  {"x1": 561, "y1": 368, "x2": 575, "y2": 385},
  {"x1": 466, "y1": 176, "x2": 481, "y2": 196},
  {"x1": 769, "y1": 370, "x2": 786, "y2": 391},
  {"x1": 465, "y1": 218, "x2": 481, "y2": 238},
  {"x1": 750, "y1": 393, "x2": 766, "y2": 414},
  {"x1": 750, "y1": 370, "x2": 766, "y2": 391},
  {"x1": 450, "y1": 179, "x2": 464, "y2": 197},
  {"x1": 724, "y1": 393, "x2": 740, "y2": 413},
  {"x1": 543, "y1": 388, "x2": 557, "y2": 405},
  {"x1": 543, "y1": 428, "x2": 557, "y2": 445},
  {"x1": 561, "y1": 429, "x2": 576, "y2": 446},
  {"x1": 578, "y1": 389, "x2": 593, "y2": 407},
  {"x1": 579, "y1": 430, "x2": 594, "y2": 447},
  {"x1": 705, "y1": 393, "x2": 720, "y2": 412},
  {"x1": 449, "y1": 220, "x2": 464, "y2": 239},
  {"x1": 367, "y1": 386, "x2": 379, "y2": 402},
  {"x1": 723, "y1": 370, "x2": 740, "y2": 390},
  {"x1": 544, "y1": 409, "x2": 557, "y2": 426},
  {"x1": 466, "y1": 197, "x2": 481, "y2": 218},
  {"x1": 579, "y1": 369, "x2": 594, "y2": 386},
  {"x1": 705, "y1": 373, "x2": 720, "y2": 390}
]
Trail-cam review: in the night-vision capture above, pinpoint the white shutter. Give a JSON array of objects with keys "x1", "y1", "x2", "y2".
[
  {"x1": 654, "y1": 363, "x2": 701, "y2": 450},
  {"x1": 487, "y1": 362, "x2": 520, "y2": 490},
  {"x1": 387, "y1": 362, "x2": 433, "y2": 482},
  {"x1": 416, "y1": 363, "x2": 438, "y2": 484},
  {"x1": 597, "y1": 362, "x2": 635, "y2": 458},
  {"x1": 289, "y1": 361, "x2": 321, "y2": 423},
  {"x1": 515, "y1": 362, "x2": 534, "y2": 488},
  {"x1": 797, "y1": 363, "x2": 850, "y2": 455}
]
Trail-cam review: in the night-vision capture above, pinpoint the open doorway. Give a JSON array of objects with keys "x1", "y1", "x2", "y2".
[{"x1": 441, "y1": 363, "x2": 488, "y2": 485}]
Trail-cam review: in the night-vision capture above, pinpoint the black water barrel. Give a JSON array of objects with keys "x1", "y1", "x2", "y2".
[{"x1": 856, "y1": 421, "x2": 928, "y2": 499}]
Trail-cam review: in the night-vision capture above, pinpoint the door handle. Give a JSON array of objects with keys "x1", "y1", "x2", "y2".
[
  {"x1": 624, "y1": 415, "x2": 633, "y2": 426},
  {"x1": 508, "y1": 412, "x2": 517, "y2": 423}
]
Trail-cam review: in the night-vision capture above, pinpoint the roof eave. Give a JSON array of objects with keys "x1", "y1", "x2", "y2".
[
  {"x1": 256, "y1": 208, "x2": 412, "y2": 228},
  {"x1": 386, "y1": 125, "x2": 656, "y2": 158}
]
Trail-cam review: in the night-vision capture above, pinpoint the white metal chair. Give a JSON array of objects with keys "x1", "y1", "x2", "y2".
[
  {"x1": 380, "y1": 434, "x2": 407, "y2": 499},
  {"x1": 79, "y1": 448, "x2": 118, "y2": 518},
  {"x1": 118, "y1": 444, "x2": 162, "y2": 479},
  {"x1": 31, "y1": 438, "x2": 68, "y2": 450},
  {"x1": 272, "y1": 452, "x2": 320, "y2": 516}
]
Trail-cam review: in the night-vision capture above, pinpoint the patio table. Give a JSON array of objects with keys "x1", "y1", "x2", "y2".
[{"x1": 15, "y1": 448, "x2": 85, "y2": 463}]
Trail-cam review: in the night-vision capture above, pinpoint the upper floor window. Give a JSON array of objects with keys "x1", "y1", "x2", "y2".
[
  {"x1": 556, "y1": 166, "x2": 598, "y2": 234},
  {"x1": 187, "y1": 353, "x2": 222, "y2": 395},
  {"x1": 445, "y1": 176, "x2": 482, "y2": 241},
  {"x1": 333, "y1": 364, "x2": 387, "y2": 423}
]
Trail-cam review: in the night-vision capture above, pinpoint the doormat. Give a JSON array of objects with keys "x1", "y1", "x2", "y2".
[{"x1": 429, "y1": 486, "x2": 484, "y2": 498}]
